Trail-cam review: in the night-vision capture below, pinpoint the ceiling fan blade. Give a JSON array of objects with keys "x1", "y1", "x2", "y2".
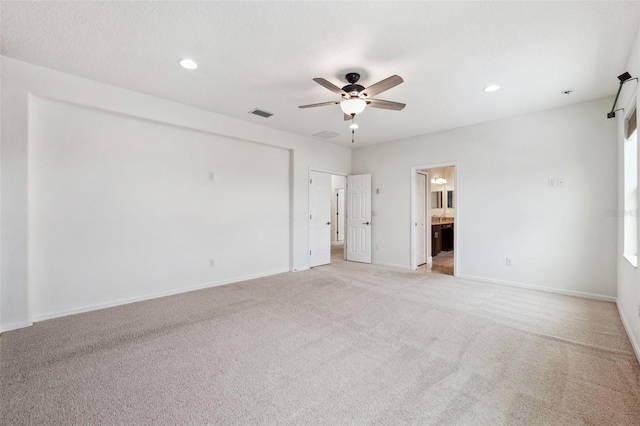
[
  {"x1": 360, "y1": 75, "x2": 404, "y2": 98},
  {"x1": 366, "y1": 99, "x2": 406, "y2": 111},
  {"x1": 313, "y1": 78, "x2": 348, "y2": 97},
  {"x1": 344, "y1": 113, "x2": 352, "y2": 121},
  {"x1": 298, "y1": 100, "x2": 340, "y2": 109}
]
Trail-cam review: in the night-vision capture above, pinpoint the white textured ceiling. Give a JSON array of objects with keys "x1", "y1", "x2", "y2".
[{"x1": 1, "y1": 1, "x2": 638, "y2": 147}]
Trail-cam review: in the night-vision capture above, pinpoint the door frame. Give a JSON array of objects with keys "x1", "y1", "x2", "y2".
[
  {"x1": 416, "y1": 170, "x2": 429, "y2": 266},
  {"x1": 334, "y1": 188, "x2": 345, "y2": 242},
  {"x1": 308, "y1": 168, "x2": 348, "y2": 265},
  {"x1": 410, "y1": 162, "x2": 458, "y2": 273}
]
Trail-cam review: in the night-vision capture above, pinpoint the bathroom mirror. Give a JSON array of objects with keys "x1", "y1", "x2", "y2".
[{"x1": 431, "y1": 191, "x2": 443, "y2": 208}]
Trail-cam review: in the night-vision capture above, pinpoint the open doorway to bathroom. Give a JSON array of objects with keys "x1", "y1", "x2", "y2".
[{"x1": 411, "y1": 164, "x2": 456, "y2": 276}]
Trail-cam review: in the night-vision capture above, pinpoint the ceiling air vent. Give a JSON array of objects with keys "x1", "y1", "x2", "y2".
[
  {"x1": 248, "y1": 108, "x2": 273, "y2": 118},
  {"x1": 313, "y1": 131, "x2": 339, "y2": 139}
]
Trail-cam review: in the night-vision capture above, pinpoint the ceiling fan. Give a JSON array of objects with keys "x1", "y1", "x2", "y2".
[{"x1": 299, "y1": 72, "x2": 406, "y2": 121}]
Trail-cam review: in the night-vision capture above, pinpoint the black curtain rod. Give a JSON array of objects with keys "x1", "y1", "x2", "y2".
[{"x1": 607, "y1": 72, "x2": 638, "y2": 119}]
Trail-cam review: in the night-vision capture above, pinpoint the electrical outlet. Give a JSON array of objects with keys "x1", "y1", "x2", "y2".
[
  {"x1": 209, "y1": 258, "x2": 216, "y2": 267},
  {"x1": 375, "y1": 244, "x2": 380, "y2": 250},
  {"x1": 209, "y1": 171, "x2": 216, "y2": 182},
  {"x1": 372, "y1": 211, "x2": 379, "y2": 217},
  {"x1": 548, "y1": 178, "x2": 556, "y2": 188},
  {"x1": 506, "y1": 257, "x2": 513, "y2": 266},
  {"x1": 557, "y1": 177, "x2": 565, "y2": 187}
]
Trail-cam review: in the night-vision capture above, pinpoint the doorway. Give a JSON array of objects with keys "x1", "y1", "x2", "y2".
[
  {"x1": 309, "y1": 171, "x2": 346, "y2": 267},
  {"x1": 331, "y1": 176, "x2": 346, "y2": 244},
  {"x1": 309, "y1": 171, "x2": 372, "y2": 267},
  {"x1": 411, "y1": 163, "x2": 457, "y2": 275},
  {"x1": 331, "y1": 176, "x2": 346, "y2": 261}
]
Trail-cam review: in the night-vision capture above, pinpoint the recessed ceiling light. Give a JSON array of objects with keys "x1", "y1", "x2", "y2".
[
  {"x1": 179, "y1": 58, "x2": 198, "y2": 70},
  {"x1": 483, "y1": 84, "x2": 501, "y2": 93}
]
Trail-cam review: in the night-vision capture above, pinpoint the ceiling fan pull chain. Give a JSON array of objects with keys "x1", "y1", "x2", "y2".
[{"x1": 351, "y1": 115, "x2": 357, "y2": 143}]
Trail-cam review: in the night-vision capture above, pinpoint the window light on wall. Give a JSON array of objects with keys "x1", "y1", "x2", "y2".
[{"x1": 623, "y1": 107, "x2": 638, "y2": 267}]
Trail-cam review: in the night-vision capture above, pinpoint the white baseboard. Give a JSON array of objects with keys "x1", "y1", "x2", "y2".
[
  {"x1": 456, "y1": 273, "x2": 616, "y2": 302},
  {"x1": 617, "y1": 300, "x2": 640, "y2": 364},
  {"x1": 372, "y1": 261, "x2": 412, "y2": 270},
  {"x1": 0, "y1": 320, "x2": 33, "y2": 334},
  {"x1": 292, "y1": 267, "x2": 310, "y2": 272},
  {"x1": 32, "y1": 268, "x2": 290, "y2": 323}
]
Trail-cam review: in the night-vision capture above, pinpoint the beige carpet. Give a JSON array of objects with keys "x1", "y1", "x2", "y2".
[{"x1": 1, "y1": 250, "x2": 639, "y2": 425}]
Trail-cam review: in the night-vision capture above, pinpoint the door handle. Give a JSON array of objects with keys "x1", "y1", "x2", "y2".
[
  {"x1": 326, "y1": 222, "x2": 331, "y2": 225},
  {"x1": 363, "y1": 222, "x2": 370, "y2": 225}
]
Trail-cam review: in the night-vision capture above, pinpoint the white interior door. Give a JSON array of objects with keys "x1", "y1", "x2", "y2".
[
  {"x1": 309, "y1": 171, "x2": 331, "y2": 267},
  {"x1": 416, "y1": 173, "x2": 427, "y2": 265},
  {"x1": 337, "y1": 188, "x2": 345, "y2": 242},
  {"x1": 346, "y1": 174, "x2": 372, "y2": 263}
]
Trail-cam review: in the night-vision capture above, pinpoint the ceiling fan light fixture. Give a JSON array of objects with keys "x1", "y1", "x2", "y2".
[
  {"x1": 340, "y1": 98, "x2": 366, "y2": 116},
  {"x1": 349, "y1": 122, "x2": 359, "y2": 130}
]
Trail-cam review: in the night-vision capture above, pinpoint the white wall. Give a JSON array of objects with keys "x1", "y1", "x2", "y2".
[
  {"x1": 353, "y1": 97, "x2": 618, "y2": 300},
  {"x1": 616, "y1": 26, "x2": 640, "y2": 362},
  {"x1": 331, "y1": 174, "x2": 346, "y2": 190},
  {"x1": 29, "y1": 97, "x2": 290, "y2": 319},
  {"x1": 0, "y1": 56, "x2": 351, "y2": 331}
]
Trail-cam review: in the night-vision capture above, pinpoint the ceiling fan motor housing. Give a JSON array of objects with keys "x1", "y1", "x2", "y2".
[
  {"x1": 343, "y1": 84, "x2": 365, "y2": 96},
  {"x1": 343, "y1": 73, "x2": 365, "y2": 96}
]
